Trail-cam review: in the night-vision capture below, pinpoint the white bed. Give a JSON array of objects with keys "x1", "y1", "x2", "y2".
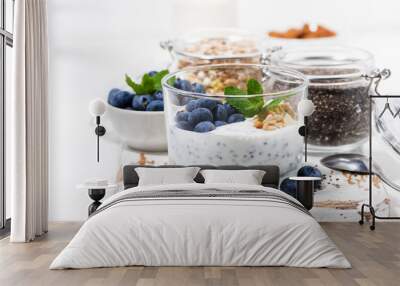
[{"x1": 50, "y1": 183, "x2": 350, "y2": 269}]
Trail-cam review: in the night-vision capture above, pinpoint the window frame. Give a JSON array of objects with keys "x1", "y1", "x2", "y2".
[{"x1": 0, "y1": 0, "x2": 13, "y2": 234}]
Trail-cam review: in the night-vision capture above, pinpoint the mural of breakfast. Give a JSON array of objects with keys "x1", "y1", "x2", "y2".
[
  {"x1": 5, "y1": 1, "x2": 400, "y2": 284},
  {"x1": 91, "y1": 26, "x2": 400, "y2": 224}
]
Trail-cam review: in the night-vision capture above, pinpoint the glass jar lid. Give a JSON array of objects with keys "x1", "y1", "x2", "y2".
[
  {"x1": 162, "y1": 63, "x2": 308, "y2": 99},
  {"x1": 269, "y1": 46, "x2": 375, "y2": 82},
  {"x1": 169, "y1": 29, "x2": 263, "y2": 61}
]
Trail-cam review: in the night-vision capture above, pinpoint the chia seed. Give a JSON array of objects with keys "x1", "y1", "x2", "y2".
[
  {"x1": 307, "y1": 74, "x2": 370, "y2": 146},
  {"x1": 274, "y1": 68, "x2": 370, "y2": 147}
]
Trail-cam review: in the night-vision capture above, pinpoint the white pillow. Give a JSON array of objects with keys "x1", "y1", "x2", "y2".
[
  {"x1": 200, "y1": 169, "x2": 266, "y2": 185},
  {"x1": 135, "y1": 167, "x2": 200, "y2": 186}
]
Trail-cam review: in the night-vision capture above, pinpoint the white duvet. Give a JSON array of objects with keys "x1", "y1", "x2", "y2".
[{"x1": 50, "y1": 183, "x2": 350, "y2": 269}]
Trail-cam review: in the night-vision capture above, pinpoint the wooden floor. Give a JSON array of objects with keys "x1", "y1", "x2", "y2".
[{"x1": 0, "y1": 222, "x2": 399, "y2": 286}]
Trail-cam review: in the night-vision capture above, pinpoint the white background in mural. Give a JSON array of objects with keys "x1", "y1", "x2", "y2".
[{"x1": 48, "y1": 0, "x2": 400, "y2": 221}]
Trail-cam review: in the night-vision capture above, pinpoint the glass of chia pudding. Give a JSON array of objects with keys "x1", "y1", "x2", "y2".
[
  {"x1": 160, "y1": 29, "x2": 262, "y2": 71},
  {"x1": 269, "y1": 46, "x2": 375, "y2": 153},
  {"x1": 162, "y1": 64, "x2": 308, "y2": 175}
]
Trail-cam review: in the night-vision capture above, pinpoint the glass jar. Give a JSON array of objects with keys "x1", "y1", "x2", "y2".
[
  {"x1": 161, "y1": 29, "x2": 262, "y2": 71},
  {"x1": 162, "y1": 64, "x2": 308, "y2": 175},
  {"x1": 269, "y1": 46, "x2": 375, "y2": 153}
]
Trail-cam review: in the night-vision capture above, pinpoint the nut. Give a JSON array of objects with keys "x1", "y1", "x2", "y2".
[
  {"x1": 224, "y1": 78, "x2": 238, "y2": 86},
  {"x1": 253, "y1": 102, "x2": 296, "y2": 131},
  {"x1": 254, "y1": 119, "x2": 263, "y2": 129}
]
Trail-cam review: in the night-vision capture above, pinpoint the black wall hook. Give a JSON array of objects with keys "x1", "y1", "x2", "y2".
[
  {"x1": 298, "y1": 116, "x2": 308, "y2": 163},
  {"x1": 95, "y1": 116, "x2": 106, "y2": 162}
]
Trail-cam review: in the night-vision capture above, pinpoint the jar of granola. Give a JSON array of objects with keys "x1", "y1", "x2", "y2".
[
  {"x1": 160, "y1": 29, "x2": 263, "y2": 71},
  {"x1": 269, "y1": 45, "x2": 375, "y2": 153}
]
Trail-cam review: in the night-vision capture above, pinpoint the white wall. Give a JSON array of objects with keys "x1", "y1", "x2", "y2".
[
  {"x1": 238, "y1": 0, "x2": 400, "y2": 93},
  {"x1": 48, "y1": 0, "x2": 400, "y2": 221},
  {"x1": 48, "y1": 0, "x2": 236, "y2": 221},
  {"x1": 238, "y1": 0, "x2": 400, "y2": 33}
]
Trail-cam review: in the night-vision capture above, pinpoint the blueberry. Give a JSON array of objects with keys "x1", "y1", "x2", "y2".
[
  {"x1": 192, "y1": 82, "x2": 205, "y2": 93},
  {"x1": 180, "y1": 96, "x2": 192, "y2": 106},
  {"x1": 280, "y1": 178, "x2": 297, "y2": 198},
  {"x1": 297, "y1": 166, "x2": 321, "y2": 177},
  {"x1": 213, "y1": 104, "x2": 228, "y2": 121},
  {"x1": 108, "y1": 88, "x2": 120, "y2": 99},
  {"x1": 297, "y1": 166, "x2": 322, "y2": 189},
  {"x1": 174, "y1": 78, "x2": 182, "y2": 89},
  {"x1": 175, "y1": 111, "x2": 190, "y2": 122},
  {"x1": 194, "y1": 121, "x2": 216, "y2": 133},
  {"x1": 223, "y1": 103, "x2": 236, "y2": 116},
  {"x1": 120, "y1": 91, "x2": 134, "y2": 107},
  {"x1": 227, "y1": 113, "x2": 245, "y2": 123},
  {"x1": 180, "y1": 80, "x2": 193, "y2": 92},
  {"x1": 153, "y1": 90, "x2": 163, "y2": 101},
  {"x1": 197, "y1": 98, "x2": 218, "y2": 111},
  {"x1": 177, "y1": 121, "x2": 193, "y2": 131},
  {"x1": 132, "y1": 95, "x2": 153, "y2": 111},
  {"x1": 186, "y1": 98, "x2": 218, "y2": 112},
  {"x1": 148, "y1": 71, "x2": 157, "y2": 77},
  {"x1": 108, "y1": 89, "x2": 134, "y2": 108},
  {"x1": 215, "y1": 121, "x2": 227, "y2": 127},
  {"x1": 186, "y1": 99, "x2": 200, "y2": 112},
  {"x1": 146, "y1": 100, "x2": 164, "y2": 111},
  {"x1": 188, "y1": 108, "x2": 213, "y2": 126},
  {"x1": 108, "y1": 88, "x2": 120, "y2": 106}
]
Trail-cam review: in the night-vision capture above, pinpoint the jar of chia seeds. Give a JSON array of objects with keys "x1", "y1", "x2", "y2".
[
  {"x1": 269, "y1": 46, "x2": 375, "y2": 153},
  {"x1": 160, "y1": 29, "x2": 263, "y2": 71},
  {"x1": 162, "y1": 64, "x2": 308, "y2": 175}
]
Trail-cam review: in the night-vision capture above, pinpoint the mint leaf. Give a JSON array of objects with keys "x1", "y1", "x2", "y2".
[
  {"x1": 265, "y1": 98, "x2": 284, "y2": 110},
  {"x1": 247, "y1": 79, "x2": 263, "y2": 95},
  {"x1": 125, "y1": 70, "x2": 170, "y2": 95},
  {"x1": 224, "y1": 84, "x2": 264, "y2": 118},
  {"x1": 152, "y1": 70, "x2": 169, "y2": 91},
  {"x1": 245, "y1": 79, "x2": 264, "y2": 117},
  {"x1": 167, "y1": 76, "x2": 176, "y2": 87},
  {"x1": 125, "y1": 74, "x2": 146, "y2": 94},
  {"x1": 224, "y1": 86, "x2": 247, "y2": 95},
  {"x1": 141, "y1": 74, "x2": 155, "y2": 94},
  {"x1": 224, "y1": 80, "x2": 265, "y2": 118},
  {"x1": 229, "y1": 96, "x2": 263, "y2": 117}
]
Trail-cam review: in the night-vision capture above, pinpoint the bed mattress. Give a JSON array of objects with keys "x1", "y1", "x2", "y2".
[{"x1": 50, "y1": 183, "x2": 350, "y2": 269}]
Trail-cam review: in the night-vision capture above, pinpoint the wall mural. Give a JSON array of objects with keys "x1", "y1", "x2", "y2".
[{"x1": 97, "y1": 29, "x2": 400, "y2": 222}]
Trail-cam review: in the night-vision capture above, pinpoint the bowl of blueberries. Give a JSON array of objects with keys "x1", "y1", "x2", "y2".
[{"x1": 106, "y1": 70, "x2": 168, "y2": 151}]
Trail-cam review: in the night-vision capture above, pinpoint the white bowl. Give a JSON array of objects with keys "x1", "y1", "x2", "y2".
[{"x1": 106, "y1": 103, "x2": 167, "y2": 152}]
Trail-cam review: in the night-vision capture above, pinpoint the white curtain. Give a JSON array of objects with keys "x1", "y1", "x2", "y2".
[{"x1": 10, "y1": 0, "x2": 49, "y2": 242}]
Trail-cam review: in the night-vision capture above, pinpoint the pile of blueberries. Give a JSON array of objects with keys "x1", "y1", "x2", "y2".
[
  {"x1": 173, "y1": 78, "x2": 206, "y2": 94},
  {"x1": 175, "y1": 99, "x2": 245, "y2": 133},
  {"x1": 108, "y1": 72, "x2": 164, "y2": 112},
  {"x1": 280, "y1": 166, "x2": 323, "y2": 198},
  {"x1": 172, "y1": 78, "x2": 245, "y2": 133}
]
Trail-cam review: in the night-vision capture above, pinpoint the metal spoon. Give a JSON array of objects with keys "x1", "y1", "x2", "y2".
[{"x1": 320, "y1": 153, "x2": 400, "y2": 192}]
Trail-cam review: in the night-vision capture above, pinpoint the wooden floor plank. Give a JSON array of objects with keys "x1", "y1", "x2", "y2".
[{"x1": 0, "y1": 222, "x2": 399, "y2": 286}]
